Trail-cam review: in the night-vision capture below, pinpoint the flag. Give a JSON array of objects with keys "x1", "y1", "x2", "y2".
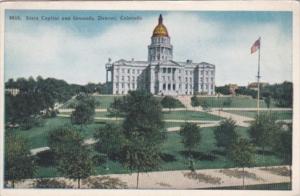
[{"x1": 251, "y1": 38, "x2": 260, "y2": 54}]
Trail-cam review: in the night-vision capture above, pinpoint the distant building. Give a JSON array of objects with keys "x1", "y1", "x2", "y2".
[
  {"x1": 5, "y1": 88, "x2": 20, "y2": 96},
  {"x1": 105, "y1": 14, "x2": 216, "y2": 96},
  {"x1": 248, "y1": 82, "x2": 269, "y2": 91},
  {"x1": 227, "y1": 84, "x2": 239, "y2": 95}
]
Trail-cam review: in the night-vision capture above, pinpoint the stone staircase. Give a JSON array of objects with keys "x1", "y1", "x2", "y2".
[{"x1": 176, "y1": 95, "x2": 203, "y2": 111}]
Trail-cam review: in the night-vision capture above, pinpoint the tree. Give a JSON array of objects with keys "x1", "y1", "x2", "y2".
[
  {"x1": 249, "y1": 113, "x2": 280, "y2": 164},
  {"x1": 214, "y1": 118, "x2": 238, "y2": 153},
  {"x1": 5, "y1": 133, "x2": 36, "y2": 188},
  {"x1": 121, "y1": 90, "x2": 166, "y2": 188},
  {"x1": 228, "y1": 138, "x2": 255, "y2": 189},
  {"x1": 191, "y1": 95, "x2": 201, "y2": 107},
  {"x1": 273, "y1": 124, "x2": 292, "y2": 185},
  {"x1": 57, "y1": 143, "x2": 94, "y2": 189},
  {"x1": 48, "y1": 125, "x2": 83, "y2": 159},
  {"x1": 123, "y1": 135, "x2": 161, "y2": 188},
  {"x1": 94, "y1": 123, "x2": 125, "y2": 170},
  {"x1": 108, "y1": 97, "x2": 125, "y2": 119},
  {"x1": 161, "y1": 96, "x2": 181, "y2": 111},
  {"x1": 215, "y1": 85, "x2": 231, "y2": 95},
  {"x1": 179, "y1": 123, "x2": 202, "y2": 171},
  {"x1": 71, "y1": 94, "x2": 95, "y2": 128},
  {"x1": 48, "y1": 126, "x2": 94, "y2": 188},
  {"x1": 264, "y1": 95, "x2": 271, "y2": 108}
]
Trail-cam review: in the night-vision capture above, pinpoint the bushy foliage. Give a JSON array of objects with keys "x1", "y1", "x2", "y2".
[
  {"x1": 214, "y1": 118, "x2": 238, "y2": 152},
  {"x1": 71, "y1": 94, "x2": 95, "y2": 126}
]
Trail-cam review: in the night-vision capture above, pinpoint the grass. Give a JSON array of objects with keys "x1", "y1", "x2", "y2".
[
  {"x1": 225, "y1": 110, "x2": 292, "y2": 120},
  {"x1": 59, "y1": 110, "x2": 222, "y2": 121},
  {"x1": 62, "y1": 95, "x2": 117, "y2": 109},
  {"x1": 163, "y1": 111, "x2": 222, "y2": 121},
  {"x1": 197, "y1": 96, "x2": 278, "y2": 108},
  {"x1": 32, "y1": 126, "x2": 284, "y2": 179},
  {"x1": 200, "y1": 182, "x2": 291, "y2": 190}
]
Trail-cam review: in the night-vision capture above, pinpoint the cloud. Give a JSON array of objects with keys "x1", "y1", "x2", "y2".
[{"x1": 5, "y1": 12, "x2": 292, "y2": 85}]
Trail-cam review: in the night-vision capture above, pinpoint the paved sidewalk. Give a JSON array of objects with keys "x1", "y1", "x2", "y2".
[{"x1": 13, "y1": 165, "x2": 290, "y2": 189}]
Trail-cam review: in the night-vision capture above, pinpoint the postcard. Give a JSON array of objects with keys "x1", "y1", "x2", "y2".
[{"x1": 0, "y1": 1, "x2": 299, "y2": 196}]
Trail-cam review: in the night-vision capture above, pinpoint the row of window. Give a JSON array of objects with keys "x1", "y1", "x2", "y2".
[
  {"x1": 115, "y1": 68, "x2": 144, "y2": 74},
  {"x1": 162, "y1": 83, "x2": 193, "y2": 91},
  {"x1": 115, "y1": 83, "x2": 136, "y2": 89},
  {"x1": 115, "y1": 76, "x2": 137, "y2": 82}
]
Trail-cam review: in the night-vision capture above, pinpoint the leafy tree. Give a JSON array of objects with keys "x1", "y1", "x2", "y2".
[
  {"x1": 273, "y1": 124, "x2": 292, "y2": 185},
  {"x1": 249, "y1": 113, "x2": 280, "y2": 164},
  {"x1": 215, "y1": 85, "x2": 231, "y2": 95},
  {"x1": 191, "y1": 95, "x2": 201, "y2": 107},
  {"x1": 179, "y1": 123, "x2": 202, "y2": 171},
  {"x1": 214, "y1": 118, "x2": 238, "y2": 153},
  {"x1": 94, "y1": 123, "x2": 125, "y2": 169},
  {"x1": 108, "y1": 97, "x2": 125, "y2": 119},
  {"x1": 48, "y1": 125, "x2": 83, "y2": 160},
  {"x1": 228, "y1": 138, "x2": 255, "y2": 189},
  {"x1": 161, "y1": 96, "x2": 182, "y2": 111},
  {"x1": 5, "y1": 133, "x2": 36, "y2": 188},
  {"x1": 71, "y1": 94, "x2": 95, "y2": 128},
  {"x1": 48, "y1": 126, "x2": 94, "y2": 188},
  {"x1": 264, "y1": 95, "x2": 271, "y2": 108},
  {"x1": 57, "y1": 143, "x2": 94, "y2": 189},
  {"x1": 121, "y1": 90, "x2": 166, "y2": 188},
  {"x1": 123, "y1": 135, "x2": 161, "y2": 188}
]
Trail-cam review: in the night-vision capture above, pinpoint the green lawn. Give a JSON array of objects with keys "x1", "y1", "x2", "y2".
[
  {"x1": 226, "y1": 110, "x2": 292, "y2": 120},
  {"x1": 198, "y1": 96, "x2": 278, "y2": 108},
  {"x1": 61, "y1": 95, "x2": 118, "y2": 109},
  {"x1": 60, "y1": 110, "x2": 222, "y2": 121},
  {"x1": 32, "y1": 125, "x2": 284, "y2": 178},
  {"x1": 163, "y1": 111, "x2": 222, "y2": 121}
]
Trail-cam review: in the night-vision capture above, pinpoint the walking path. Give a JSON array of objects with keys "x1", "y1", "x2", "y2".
[{"x1": 13, "y1": 165, "x2": 290, "y2": 189}]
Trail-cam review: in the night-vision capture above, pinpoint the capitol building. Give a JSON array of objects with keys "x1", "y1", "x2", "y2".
[{"x1": 105, "y1": 14, "x2": 216, "y2": 96}]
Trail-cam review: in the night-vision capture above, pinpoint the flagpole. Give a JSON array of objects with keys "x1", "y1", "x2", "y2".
[{"x1": 257, "y1": 38, "x2": 261, "y2": 116}]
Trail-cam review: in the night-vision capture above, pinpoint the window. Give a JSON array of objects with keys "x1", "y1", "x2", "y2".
[
  {"x1": 179, "y1": 76, "x2": 181, "y2": 81},
  {"x1": 211, "y1": 84, "x2": 214, "y2": 89},
  {"x1": 132, "y1": 76, "x2": 135, "y2": 81},
  {"x1": 201, "y1": 78, "x2": 203, "y2": 82},
  {"x1": 178, "y1": 69, "x2": 181, "y2": 73},
  {"x1": 127, "y1": 76, "x2": 130, "y2": 81},
  {"x1": 173, "y1": 84, "x2": 175, "y2": 90},
  {"x1": 133, "y1": 83, "x2": 135, "y2": 89},
  {"x1": 190, "y1": 77, "x2": 192, "y2": 82},
  {"x1": 185, "y1": 84, "x2": 188, "y2": 89},
  {"x1": 162, "y1": 76, "x2": 165, "y2": 81},
  {"x1": 179, "y1": 84, "x2": 181, "y2": 89},
  {"x1": 137, "y1": 70, "x2": 140, "y2": 74},
  {"x1": 206, "y1": 84, "x2": 208, "y2": 89},
  {"x1": 190, "y1": 84, "x2": 192, "y2": 89},
  {"x1": 168, "y1": 76, "x2": 170, "y2": 81},
  {"x1": 163, "y1": 84, "x2": 166, "y2": 90},
  {"x1": 206, "y1": 77, "x2": 208, "y2": 82},
  {"x1": 115, "y1": 76, "x2": 119, "y2": 81},
  {"x1": 185, "y1": 71, "x2": 188, "y2": 75},
  {"x1": 185, "y1": 77, "x2": 188, "y2": 82},
  {"x1": 122, "y1": 76, "x2": 124, "y2": 81},
  {"x1": 168, "y1": 68, "x2": 171, "y2": 73},
  {"x1": 211, "y1": 78, "x2": 214, "y2": 82},
  {"x1": 116, "y1": 69, "x2": 119, "y2": 73},
  {"x1": 206, "y1": 71, "x2": 208, "y2": 75},
  {"x1": 122, "y1": 83, "x2": 124, "y2": 88},
  {"x1": 128, "y1": 83, "x2": 130, "y2": 89},
  {"x1": 116, "y1": 83, "x2": 119, "y2": 88},
  {"x1": 163, "y1": 68, "x2": 166, "y2": 73},
  {"x1": 201, "y1": 84, "x2": 203, "y2": 89},
  {"x1": 168, "y1": 84, "x2": 171, "y2": 90},
  {"x1": 211, "y1": 71, "x2": 214, "y2": 75}
]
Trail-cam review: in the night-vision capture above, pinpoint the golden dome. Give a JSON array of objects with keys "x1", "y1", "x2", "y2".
[{"x1": 152, "y1": 14, "x2": 169, "y2": 37}]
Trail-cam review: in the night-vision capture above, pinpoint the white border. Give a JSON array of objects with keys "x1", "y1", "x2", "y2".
[{"x1": 0, "y1": 1, "x2": 299, "y2": 196}]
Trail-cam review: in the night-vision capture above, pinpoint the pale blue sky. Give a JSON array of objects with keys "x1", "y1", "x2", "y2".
[{"x1": 5, "y1": 10, "x2": 292, "y2": 85}]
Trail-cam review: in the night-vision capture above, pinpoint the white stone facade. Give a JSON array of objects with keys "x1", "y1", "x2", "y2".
[{"x1": 105, "y1": 15, "x2": 215, "y2": 96}]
